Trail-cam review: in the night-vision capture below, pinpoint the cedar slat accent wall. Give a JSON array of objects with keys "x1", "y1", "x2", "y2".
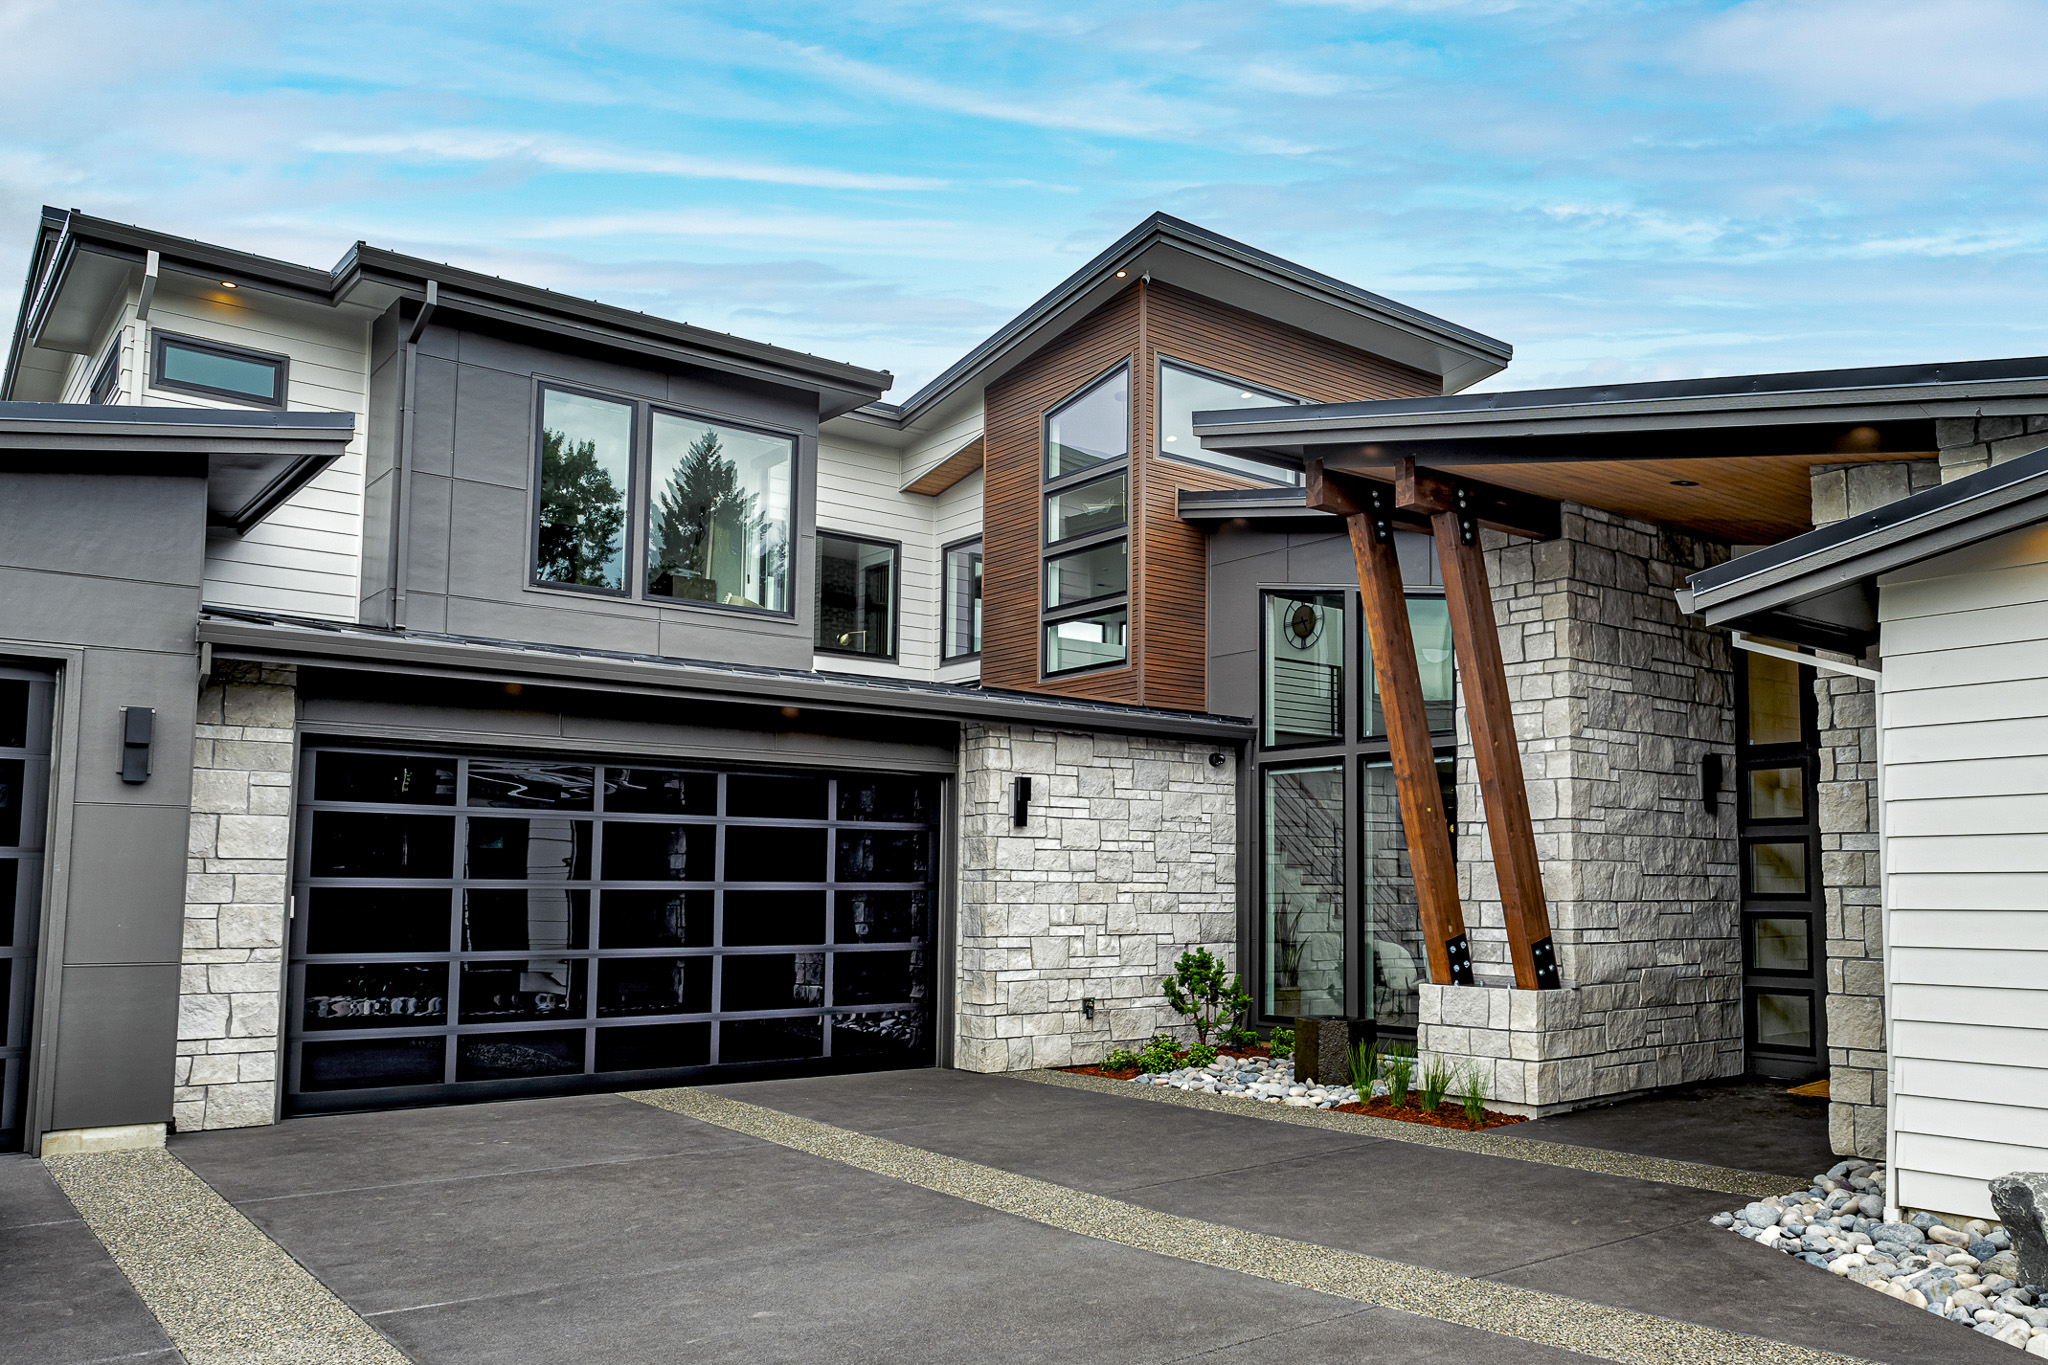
[{"x1": 981, "y1": 280, "x2": 1439, "y2": 708}]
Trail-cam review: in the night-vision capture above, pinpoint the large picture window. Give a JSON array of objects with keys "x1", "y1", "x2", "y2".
[
  {"x1": 647, "y1": 411, "x2": 793, "y2": 612},
  {"x1": 1045, "y1": 366, "x2": 1129, "y2": 478},
  {"x1": 1158, "y1": 358, "x2": 1300, "y2": 484},
  {"x1": 815, "y1": 532, "x2": 898, "y2": 659},
  {"x1": 534, "y1": 387, "x2": 634, "y2": 593},
  {"x1": 943, "y1": 540, "x2": 982, "y2": 660}
]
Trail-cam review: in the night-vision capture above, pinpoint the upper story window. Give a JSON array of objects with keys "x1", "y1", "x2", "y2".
[
  {"x1": 943, "y1": 540, "x2": 982, "y2": 661},
  {"x1": 1040, "y1": 363, "x2": 1132, "y2": 676},
  {"x1": 1264, "y1": 592, "x2": 1345, "y2": 747},
  {"x1": 88, "y1": 343, "x2": 119, "y2": 404},
  {"x1": 815, "y1": 531, "x2": 897, "y2": 659},
  {"x1": 150, "y1": 330, "x2": 287, "y2": 408},
  {"x1": 647, "y1": 411, "x2": 793, "y2": 611},
  {"x1": 1157, "y1": 358, "x2": 1301, "y2": 484},
  {"x1": 1363, "y1": 595, "x2": 1455, "y2": 737},
  {"x1": 534, "y1": 387, "x2": 634, "y2": 593},
  {"x1": 530, "y1": 384, "x2": 797, "y2": 612}
]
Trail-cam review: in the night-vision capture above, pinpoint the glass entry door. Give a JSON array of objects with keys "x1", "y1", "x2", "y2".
[
  {"x1": 1736, "y1": 650, "x2": 1826, "y2": 1079},
  {"x1": 0, "y1": 666, "x2": 53, "y2": 1151}
]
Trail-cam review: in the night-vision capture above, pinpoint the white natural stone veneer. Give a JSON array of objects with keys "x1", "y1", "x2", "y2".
[
  {"x1": 954, "y1": 723, "x2": 1237, "y2": 1072},
  {"x1": 174, "y1": 661, "x2": 296, "y2": 1131}
]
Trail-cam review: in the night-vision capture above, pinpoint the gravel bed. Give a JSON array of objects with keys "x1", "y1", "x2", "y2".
[
  {"x1": 1712, "y1": 1159, "x2": 2047, "y2": 1354},
  {"x1": 1128, "y1": 1053, "x2": 1362, "y2": 1107}
]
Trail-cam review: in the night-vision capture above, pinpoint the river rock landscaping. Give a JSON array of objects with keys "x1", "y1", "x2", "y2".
[
  {"x1": 1711, "y1": 1160, "x2": 2048, "y2": 1354},
  {"x1": 1128, "y1": 1052, "x2": 1363, "y2": 1107}
]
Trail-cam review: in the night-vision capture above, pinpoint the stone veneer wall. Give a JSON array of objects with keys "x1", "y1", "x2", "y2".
[
  {"x1": 1937, "y1": 416, "x2": 2048, "y2": 482},
  {"x1": 1809, "y1": 461, "x2": 1936, "y2": 1159},
  {"x1": 1418, "y1": 503, "x2": 1741, "y2": 1111},
  {"x1": 955, "y1": 724, "x2": 1238, "y2": 1072},
  {"x1": 174, "y1": 661, "x2": 296, "y2": 1132}
]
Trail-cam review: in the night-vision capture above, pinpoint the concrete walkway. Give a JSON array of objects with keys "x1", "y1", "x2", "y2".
[{"x1": 7, "y1": 1070, "x2": 2016, "y2": 1364}]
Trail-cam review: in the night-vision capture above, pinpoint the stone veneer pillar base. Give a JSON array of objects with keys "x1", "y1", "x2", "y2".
[{"x1": 173, "y1": 661, "x2": 297, "y2": 1132}]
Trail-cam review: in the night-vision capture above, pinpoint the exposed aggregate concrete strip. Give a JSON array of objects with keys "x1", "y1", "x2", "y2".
[
  {"x1": 43, "y1": 1149, "x2": 411, "y2": 1365},
  {"x1": 627, "y1": 1085, "x2": 1878, "y2": 1365},
  {"x1": 1019, "y1": 1067, "x2": 1799, "y2": 1197}
]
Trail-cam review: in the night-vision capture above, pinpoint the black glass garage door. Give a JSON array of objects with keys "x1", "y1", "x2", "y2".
[
  {"x1": 287, "y1": 748, "x2": 939, "y2": 1113},
  {"x1": 1, "y1": 668, "x2": 54, "y2": 1151}
]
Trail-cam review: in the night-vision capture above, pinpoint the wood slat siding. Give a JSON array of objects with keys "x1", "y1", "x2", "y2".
[
  {"x1": 1879, "y1": 522, "x2": 2048, "y2": 1219},
  {"x1": 981, "y1": 280, "x2": 1436, "y2": 707}
]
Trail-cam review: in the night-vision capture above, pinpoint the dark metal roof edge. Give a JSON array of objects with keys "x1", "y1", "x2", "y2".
[
  {"x1": 0, "y1": 401, "x2": 356, "y2": 433},
  {"x1": 1192, "y1": 354, "x2": 2048, "y2": 434},
  {"x1": 889, "y1": 212, "x2": 1510, "y2": 424},
  {"x1": 1687, "y1": 445, "x2": 2048, "y2": 607},
  {"x1": 2, "y1": 212, "x2": 71, "y2": 400},
  {"x1": 194, "y1": 611, "x2": 1253, "y2": 740}
]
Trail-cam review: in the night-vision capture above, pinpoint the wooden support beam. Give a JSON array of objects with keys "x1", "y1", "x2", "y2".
[
  {"x1": 1424, "y1": 481, "x2": 1561, "y2": 991},
  {"x1": 1308, "y1": 460, "x2": 1473, "y2": 988},
  {"x1": 1395, "y1": 458, "x2": 1561, "y2": 541}
]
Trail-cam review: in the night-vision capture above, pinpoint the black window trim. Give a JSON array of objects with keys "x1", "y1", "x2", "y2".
[
  {"x1": 814, "y1": 527, "x2": 902, "y2": 662},
  {"x1": 1043, "y1": 470, "x2": 1131, "y2": 548},
  {"x1": 1155, "y1": 353, "x2": 1304, "y2": 485},
  {"x1": 530, "y1": 381, "x2": 639, "y2": 600},
  {"x1": 88, "y1": 338, "x2": 120, "y2": 405},
  {"x1": 1259, "y1": 587, "x2": 1349, "y2": 752},
  {"x1": 1040, "y1": 598, "x2": 1132, "y2": 678},
  {"x1": 1357, "y1": 585, "x2": 1454, "y2": 745},
  {"x1": 1039, "y1": 359, "x2": 1136, "y2": 680},
  {"x1": 940, "y1": 535, "x2": 983, "y2": 663},
  {"x1": 148, "y1": 328, "x2": 289, "y2": 409},
  {"x1": 1043, "y1": 536, "x2": 1131, "y2": 613},
  {"x1": 640, "y1": 399, "x2": 803, "y2": 621},
  {"x1": 1041, "y1": 358, "x2": 1134, "y2": 485}
]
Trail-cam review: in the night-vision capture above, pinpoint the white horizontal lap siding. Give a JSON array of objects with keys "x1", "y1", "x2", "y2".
[
  {"x1": 1880, "y1": 525, "x2": 2048, "y2": 1219},
  {"x1": 139, "y1": 283, "x2": 371, "y2": 621},
  {"x1": 815, "y1": 434, "x2": 939, "y2": 679}
]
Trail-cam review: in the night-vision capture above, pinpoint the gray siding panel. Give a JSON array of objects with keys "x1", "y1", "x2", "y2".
[
  {"x1": 60, "y1": 802, "x2": 192, "y2": 964},
  {"x1": 49, "y1": 964, "x2": 182, "y2": 1130}
]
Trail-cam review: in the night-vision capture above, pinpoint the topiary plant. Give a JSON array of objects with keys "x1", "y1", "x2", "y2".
[{"x1": 1162, "y1": 948, "x2": 1253, "y2": 1048}]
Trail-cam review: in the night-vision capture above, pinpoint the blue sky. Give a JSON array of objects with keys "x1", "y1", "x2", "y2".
[{"x1": 5, "y1": 0, "x2": 2047, "y2": 396}]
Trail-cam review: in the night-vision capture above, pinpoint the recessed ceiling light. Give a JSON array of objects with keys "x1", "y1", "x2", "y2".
[
  {"x1": 220, "y1": 280, "x2": 237, "y2": 288},
  {"x1": 1670, "y1": 479, "x2": 1699, "y2": 486},
  {"x1": 1114, "y1": 269, "x2": 1127, "y2": 278}
]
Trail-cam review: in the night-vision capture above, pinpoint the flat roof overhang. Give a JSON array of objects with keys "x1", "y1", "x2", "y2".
[
  {"x1": 196, "y1": 609, "x2": 1255, "y2": 743},
  {"x1": 1190, "y1": 356, "x2": 2048, "y2": 543},
  {"x1": 0, "y1": 401, "x2": 356, "y2": 533}
]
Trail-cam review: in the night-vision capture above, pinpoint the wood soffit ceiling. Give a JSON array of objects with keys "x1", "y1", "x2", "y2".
[{"x1": 1323, "y1": 449, "x2": 1936, "y2": 543}]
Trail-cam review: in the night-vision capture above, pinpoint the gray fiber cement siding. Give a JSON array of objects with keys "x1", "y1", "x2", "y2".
[{"x1": 0, "y1": 468, "x2": 209, "y2": 1138}]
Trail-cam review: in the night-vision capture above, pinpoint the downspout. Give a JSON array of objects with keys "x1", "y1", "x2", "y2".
[{"x1": 391, "y1": 280, "x2": 438, "y2": 629}]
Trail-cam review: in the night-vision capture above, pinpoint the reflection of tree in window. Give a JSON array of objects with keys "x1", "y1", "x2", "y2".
[
  {"x1": 649, "y1": 427, "x2": 772, "y2": 604},
  {"x1": 536, "y1": 428, "x2": 625, "y2": 589}
]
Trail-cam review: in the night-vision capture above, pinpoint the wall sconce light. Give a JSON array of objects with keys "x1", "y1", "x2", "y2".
[
  {"x1": 119, "y1": 707, "x2": 154, "y2": 784},
  {"x1": 1208, "y1": 752, "x2": 1226, "y2": 768},
  {"x1": 1012, "y1": 776, "x2": 1031, "y2": 828},
  {"x1": 1701, "y1": 752, "x2": 1723, "y2": 814},
  {"x1": 1082, "y1": 996, "x2": 1096, "y2": 1020}
]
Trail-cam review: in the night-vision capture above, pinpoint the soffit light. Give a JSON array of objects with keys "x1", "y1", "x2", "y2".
[
  {"x1": 1671, "y1": 479, "x2": 1699, "y2": 486},
  {"x1": 220, "y1": 280, "x2": 238, "y2": 288},
  {"x1": 1114, "y1": 269, "x2": 1127, "y2": 278}
]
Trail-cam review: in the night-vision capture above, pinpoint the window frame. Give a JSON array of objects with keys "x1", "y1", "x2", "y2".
[
  {"x1": 1040, "y1": 602, "x2": 1131, "y2": 678},
  {"x1": 1039, "y1": 359, "x2": 1136, "y2": 681},
  {"x1": 639, "y1": 399, "x2": 802, "y2": 620},
  {"x1": 88, "y1": 340, "x2": 120, "y2": 405},
  {"x1": 813, "y1": 528, "x2": 902, "y2": 662},
  {"x1": 148, "y1": 328, "x2": 289, "y2": 409},
  {"x1": 1357, "y1": 587, "x2": 1454, "y2": 743},
  {"x1": 1259, "y1": 589, "x2": 1349, "y2": 751},
  {"x1": 1041, "y1": 359, "x2": 1133, "y2": 484},
  {"x1": 1043, "y1": 537, "x2": 1130, "y2": 612},
  {"x1": 940, "y1": 536, "x2": 983, "y2": 662},
  {"x1": 1155, "y1": 354, "x2": 1304, "y2": 485},
  {"x1": 529, "y1": 381, "x2": 639, "y2": 599}
]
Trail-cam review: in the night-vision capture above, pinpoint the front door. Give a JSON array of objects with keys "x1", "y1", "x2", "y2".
[
  {"x1": 1735, "y1": 649, "x2": 1826, "y2": 1080},
  {"x1": 0, "y1": 667, "x2": 54, "y2": 1151}
]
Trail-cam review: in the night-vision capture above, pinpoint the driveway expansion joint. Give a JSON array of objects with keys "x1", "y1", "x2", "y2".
[
  {"x1": 627, "y1": 1084, "x2": 1879, "y2": 1365},
  {"x1": 1017, "y1": 1067, "x2": 1801, "y2": 1196}
]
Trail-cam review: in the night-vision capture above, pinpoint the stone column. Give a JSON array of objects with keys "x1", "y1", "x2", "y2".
[{"x1": 174, "y1": 661, "x2": 296, "y2": 1131}]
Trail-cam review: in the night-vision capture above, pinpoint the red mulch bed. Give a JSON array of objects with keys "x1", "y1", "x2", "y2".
[{"x1": 1332, "y1": 1097, "x2": 1527, "y2": 1130}]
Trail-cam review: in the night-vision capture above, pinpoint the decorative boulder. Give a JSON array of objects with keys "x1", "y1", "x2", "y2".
[
  {"x1": 1990, "y1": 1173, "x2": 2048, "y2": 1288},
  {"x1": 1293, "y1": 1017, "x2": 1372, "y2": 1086}
]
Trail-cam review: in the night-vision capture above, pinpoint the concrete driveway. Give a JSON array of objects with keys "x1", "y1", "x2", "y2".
[{"x1": 12, "y1": 1070, "x2": 2019, "y2": 1364}]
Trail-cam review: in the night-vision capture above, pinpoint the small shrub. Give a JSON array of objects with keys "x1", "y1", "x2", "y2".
[
  {"x1": 1137, "y1": 1033, "x2": 1187, "y2": 1074},
  {"x1": 1420, "y1": 1055, "x2": 1454, "y2": 1111},
  {"x1": 1162, "y1": 948, "x2": 1254, "y2": 1047},
  {"x1": 1385, "y1": 1050, "x2": 1414, "y2": 1105},
  {"x1": 1347, "y1": 1041, "x2": 1379, "y2": 1094},
  {"x1": 1184, "y1": 1042, "x2": 1219, "y2": 1069},
  {"x1": 1460, "y1": 1064, "x2": 1488, "y2": 1124},
  {"x1": 1220, "y1": 1022, "x2": 1259, "y2": 1050},
  {"x1": 1103, "y1": 1046, "x2": 1142, "y2": 1071},
  {"x1": 1267, "y1": 1027, "x2": 1295, "y2": 1060}
]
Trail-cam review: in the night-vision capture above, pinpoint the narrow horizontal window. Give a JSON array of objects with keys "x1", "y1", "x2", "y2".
[
  {"x1": 1045, "y1": 472, "x2": 1126, "y2": 545},
  {"x1": 151, "y1": 331, "x2": 286, "y2": 407},
  {"x1": 1045, "y1": 365, "x2": 1129, "y2": 479},
  {"x1": 815, "y1": 532, "x2": 897, "y2": 658},
  {"x1": 943, "y1": 541, "x2": 982, "y2": 660},
  {"x1": 1158, "y1": 358, "x2": 1300, "y2": 483},
  {"x1": 1044, "y1": 539, "x2": 1127, "y2": 608},
  {"x1": 647, "y1": 411, "x2": 794, "y2": 612},
  {"x1": 534, "y1": 387, "x2": 633, "y2": 593},
  {"x1": 1044, "y1": 607, "x2": 1128, "y2": 674}
]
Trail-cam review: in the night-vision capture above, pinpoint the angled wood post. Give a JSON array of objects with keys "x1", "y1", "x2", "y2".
[
  {"x1": 1398, "y1": 459, "x2": 1560, "y2": 990},
  {"x1": 1306, "y1": 460, "x2": 1472, "y2": 987}
]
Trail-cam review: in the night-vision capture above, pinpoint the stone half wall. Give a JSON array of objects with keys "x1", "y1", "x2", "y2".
[
  {"x1": 955, "y1": 724, "x2": 1238, "y2": 1071},
  {"x1": 1420, "y1": 503, "x2": 1742, "y2": 1111},
  {"x1": 174, "y1": 661, "x2": 296, "y2": 1131}
]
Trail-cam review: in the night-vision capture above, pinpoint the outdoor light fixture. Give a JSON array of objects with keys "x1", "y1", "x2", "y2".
[
  {"x1": 220, "y1": 280, "x2": 237, "y2": 289},
  {"x1": 1114, "y1": 269, "x2": 1127, "y2": 278},
  {"x1": 1670, "y1": 479, "x2": 1699, "y2": 486},
  {"x1": 1208, "y1": 752, "x2": 1225, "y2": 768},
  {"x1": 1082, "y1": 997, "x2": 1096, "y2": 1020},
  {"x1": 119, "y1": 706, "x2": 154, "y2": 784},
  {"x1": 1012, "y1": 775, "x2": 1031, "y2": 827}
]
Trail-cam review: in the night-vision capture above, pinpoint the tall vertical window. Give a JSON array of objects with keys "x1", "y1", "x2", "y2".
[
  {"x1": 88, "y1": 343, "x2": 120, "y2": 405},
  {"x1": 1262, "y1": 764, "x2": 1344, "y2": 1019},
  {"x1": 943, "y1": 540, "x2": 982, "y2": 660},
  {"x1": 1041, "y1": 365, "x2": 1132, "y2": 675},
  {"x1": 1263, "y1": 593, "x2": 1344, "y2": 747},
  {"x1": 815, "y1": 532, "x2": 898, "y2": 658},
  {"x1": 1362, "y1": 596, "x2": 1455, "y2": 737},
  {"x1": 646, "y1": 412, "x2": 794, "y2": 612},
  {"x1": 1157, "y1": 358, "x2": 1300, "y2": 484},
  {"x1": 534, "y1": 387, "x2": 633, "y2": 593}
]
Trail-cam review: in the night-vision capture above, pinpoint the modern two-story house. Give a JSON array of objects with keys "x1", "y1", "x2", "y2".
[{"x1": 4, "y1": 206, "x2": 2045, "y2": 1224}]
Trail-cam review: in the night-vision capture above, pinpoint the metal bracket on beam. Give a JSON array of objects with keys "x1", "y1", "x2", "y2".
[
  {"x1": 1367, "y1": 485, "x2": 1393, "y2": 545},
  {"x1": 1455, "y1": 487, "x2": 1478, "y2": 546}
]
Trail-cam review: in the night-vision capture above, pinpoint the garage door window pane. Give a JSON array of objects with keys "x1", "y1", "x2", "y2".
[
  {"x1": 463, "y1": 890, "x2": 588, "y2": 952},
  {"x1": 836, "y1": 830, "x2": 930, "y2": 882},
  {"x1": 600, "y1": 890, "x2": 712, "y2": 948},
  {"x1": 310, "y1": 813, "x2": 454, "y2": 878},
  {"x1": 721, "y1": 1016, "x2": 824, "y2": 1062},
  {"x1": 723, "y1": 953, "x2": 823, "y2": 1011},
  {"x1": 726, "y1": 826, "x2": 825, "y2": 881},
  {"x1": 724, "y1": 890, "x2": 826, "y2": 947},
  {"x1": 836, "y1": 890, "x2": 926, "y2": 944},
  {"x1": 466, "y1": 819, "x2": 593, "y2": 881},
  {"x1": 834, "y1": 951, "x2": 918, "y2": 1006},
  {"x1": 303, "y1": 963, "x2": 448, "y2": 1029},
  {"x1": 604, "y1": 768, "x2": 716, "y2": 815},
  {"x1": 468, "y1": 761, "x2": 596, "y2": 811},
  {"x1": 832, "y1": 1010, "x2": 924, "y2": 1059},
  {"x1": 599, "y1": 957, "x2": 711, "y2": 1016},
  {"x1": 601, "y1": 823, "x2": 714, "y2": 881},
  {"x1": 300, "y1": 1037, "x2": 443, "y2": 1092},
  {"x1": 596, "y1": 1022, "x2": 710, "y2": 1072},
  {"x1": 305, "y1": 888, "x2": 450, "y2": 955},
  {"x1": 458, "y1": 959, "x2": 585, "y2": 1023},
  {"x1": 314, "y1": 753, "x2": 456, "y2": 805},
  {"x1": 837, "y1": 778, "x2": 933, "y2": 823},
  {"x1": 727, "y1": 774, "x2": 827, "y2": 820},
  {"x1": 458, "y1": 1030, "x2": 585, "y2": 1081}
]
